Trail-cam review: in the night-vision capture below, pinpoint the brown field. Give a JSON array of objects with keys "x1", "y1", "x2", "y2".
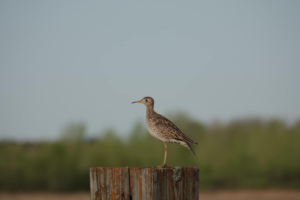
[{"x1": 1, "y1": 190, "x2": 300, "y2": 200}]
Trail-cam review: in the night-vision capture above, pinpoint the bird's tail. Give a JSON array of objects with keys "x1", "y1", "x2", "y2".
[
  {"x1": 181, "y1": 134, "x2": 198, "y2": 145},
  {"x1": 180, "y1": 142, "x2": 195, "y2": 155}
]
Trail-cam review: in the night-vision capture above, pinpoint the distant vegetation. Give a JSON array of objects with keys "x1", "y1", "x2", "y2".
[{"x1": 1, "y1": 112, "x2": 300, "y2": 191}]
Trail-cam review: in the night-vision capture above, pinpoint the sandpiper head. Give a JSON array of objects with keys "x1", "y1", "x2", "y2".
[{"x1": 132, "y1": 96, "x2": 154, "y2": 107}]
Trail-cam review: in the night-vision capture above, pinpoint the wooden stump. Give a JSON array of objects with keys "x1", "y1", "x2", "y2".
[{"x1": 90, "y1": 167, "x2": 199, "y2": 200}]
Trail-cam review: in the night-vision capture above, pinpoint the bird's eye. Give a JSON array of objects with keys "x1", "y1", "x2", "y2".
[{"x1": 145, "y1": 99, "x2": 148, "y2": 102}]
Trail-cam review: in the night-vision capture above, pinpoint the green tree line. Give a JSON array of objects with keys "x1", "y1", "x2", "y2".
[{"x1": 0, "y1": 113, "x2": 300, "y2": 191}]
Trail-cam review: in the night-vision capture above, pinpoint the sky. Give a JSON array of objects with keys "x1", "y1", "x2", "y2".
[{"x1": 0, "y1": 1, "x2": 300, "y2": 141}]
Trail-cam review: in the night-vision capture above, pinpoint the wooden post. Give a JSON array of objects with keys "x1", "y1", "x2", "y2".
[{"x1": 90, "y1": 167, "x2": 199, "y2": 200}]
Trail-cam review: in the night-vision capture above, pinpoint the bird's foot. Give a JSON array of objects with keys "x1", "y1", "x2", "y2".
[{"x1": 156, "y1": 164, "x2": 167, "y2": 168}]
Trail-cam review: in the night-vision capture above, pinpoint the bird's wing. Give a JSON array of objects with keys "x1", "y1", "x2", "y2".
[{"x1": 154, "y1": 114, "x2": 197, "y2": 145}]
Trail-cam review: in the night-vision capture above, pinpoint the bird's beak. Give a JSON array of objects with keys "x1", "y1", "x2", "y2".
[{"x1": 132, "y1": 100, "x2": 142, "y2": 104}]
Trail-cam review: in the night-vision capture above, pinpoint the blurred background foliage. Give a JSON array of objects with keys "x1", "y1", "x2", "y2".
[{"x1": 1, "y1": 112, "x2": 300, "y2": 191}]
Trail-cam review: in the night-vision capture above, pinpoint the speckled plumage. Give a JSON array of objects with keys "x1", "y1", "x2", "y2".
[{"x1": 132, "y1": 96, "x2": 197, "y2": 167}]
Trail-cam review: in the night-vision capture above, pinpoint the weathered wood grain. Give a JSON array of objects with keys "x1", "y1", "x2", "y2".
[
  {"x1": 89, "y1": 167, "x2": 130, "y2": 200},
  {"x1": 90, "y1": 167, "x2": 199, "y2": 200}
]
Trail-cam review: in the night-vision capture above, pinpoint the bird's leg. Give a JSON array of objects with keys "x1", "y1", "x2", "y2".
[
  {"x1": 158, "y1": 142, "x2": 168, "y2": 167},
  {"x1": 163, "y1": 142, "x2": 168, "y2": 166}
]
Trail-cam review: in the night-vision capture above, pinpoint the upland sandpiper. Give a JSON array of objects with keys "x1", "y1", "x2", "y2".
[{"x1": 132, "y1": 96, "x2": 197, "y2": 167}]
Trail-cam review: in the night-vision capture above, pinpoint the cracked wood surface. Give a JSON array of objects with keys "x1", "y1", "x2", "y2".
[{"x1": 89, "y1": 167, "x2": 199, "y2": 200}]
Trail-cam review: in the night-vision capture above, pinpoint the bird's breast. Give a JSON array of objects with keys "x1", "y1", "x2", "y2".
[{"x1": 146, "y1": 117, "x2": 164, "y2": 141}]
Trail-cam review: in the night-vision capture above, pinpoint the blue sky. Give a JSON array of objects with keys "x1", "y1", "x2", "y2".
[{"x1": 0, "y1": 1, "x2": 299, "y2": 140}]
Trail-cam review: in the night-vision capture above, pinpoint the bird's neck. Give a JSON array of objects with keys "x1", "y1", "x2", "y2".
[{"x1": 146, "y1": 105, "x2": 154, "y2": 115}]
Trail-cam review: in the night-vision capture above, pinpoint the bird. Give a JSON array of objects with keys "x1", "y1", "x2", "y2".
[{"x1": 132, "y1": 96, "x2": 197, "y2": 167}]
